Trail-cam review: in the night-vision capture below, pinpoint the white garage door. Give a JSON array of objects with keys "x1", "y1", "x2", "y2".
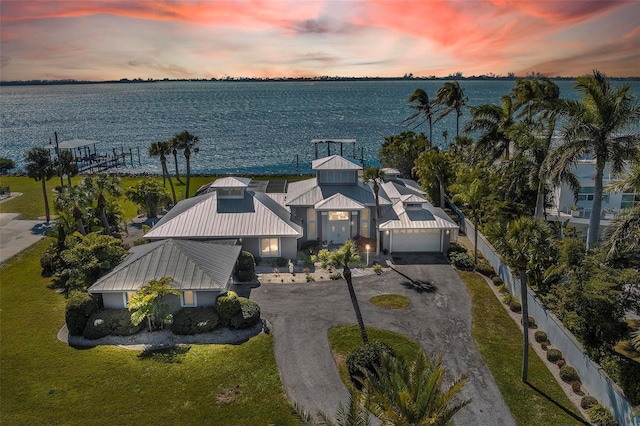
[{"x1": 392, "y1": 229, "x2": 441, "y2": 252}]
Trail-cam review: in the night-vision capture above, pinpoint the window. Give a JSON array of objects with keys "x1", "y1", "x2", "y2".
[
  {"x1": 621, "y1": 193, "x2": 637, "y2": 209},
  {"x1": 261, "y1": 238, "x2": 280, "y2": 257},
  {"x1": 182, "y1": 291, "x2": 196, "y2": 307},
  {"x1": 361, "y1": 208, "x2": 370, "y2": 237},
  {"x1": 307, "y1": 209, "x2": 317, "y2": 239},
  {"x1": 328, "y1": 211, "x2": 349, "y2": 221}
]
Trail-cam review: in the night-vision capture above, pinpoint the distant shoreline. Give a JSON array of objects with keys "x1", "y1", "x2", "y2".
[{"x1": 3, "y1": 76, "x2": 640, "y2": 87}]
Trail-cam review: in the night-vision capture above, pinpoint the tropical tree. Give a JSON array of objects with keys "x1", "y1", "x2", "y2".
[
  {"x1": 291, "y1": 389, "x2": 371, "y2": 426},
  {"x1": 413, "y1": 147, "x2": 453, "y2": 207},
  {"x1": 54, "y1": 184, "x2": 92, "y2": 236},
  {"x1": 327, "y1": 241, "x2": 368, "y2": 344},
  {"x1": 544, "y1": 70, "x2": 640, "y2": 249},
  {"x1": 406, "y1": 88, "x2": 435, "y2": 142},
  {"x1": 490, "y1": 217, "x2": 555, "y2": 382},
  {"x1": 604, "y1": 160, "x2": 640, "y2": 264},
  {"x1": 125, "y1": 179, "x2": 170, "y2": 218},
  {"x1": 0, "y1": 157, "x2": 15, "y2": 174},
  {"x1": 450, "y1": 178, "x2": 488, "y2": 265},
  {"x1": 25, "y1": 147, "x2": 56, "y2": 223},
  {"x1": 56, "y1": 150, "x2": 79, "y2": 187},
  {"x1": 464, "y1": 95, "x2": 516, "y2": 164},
  {"x1": 149, "y1": 140, "x2": 177, "y2": 205},
  {"x1": 362, "y1": 166, "x2": 386, "y2": 256},
  {"x1": 361, "y1": 351, "x2": 471, "y2": 425},
  {"x1": 171, "y1": 130, "x2": 199, "y2": 198},
  {"x1": 433, "y1": 81, "x2": 468, "y2": 137},
  {"x1": 128, "y1": 277, "x2": 180, "y2": 331},
  {"x1": 378, "y1": 131, "x2": 431, "y2": 178},
  {"x1": 169, "y1": 137, "x2": 184, "y2": 184},
  {"x1": 81, "y1": 174, "x2": 122, "y2": 235}
]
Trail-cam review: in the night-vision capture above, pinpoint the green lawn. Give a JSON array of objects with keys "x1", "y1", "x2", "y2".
[
  {"x1": 368, "y1": 293, "x2": 411, "y2": 309},
  {"x1": 0, "y1": 239, "x2": 296, "y2": 426},
  {"x1": 458, "y1": 271, "x2": 587, "y2": 426}
]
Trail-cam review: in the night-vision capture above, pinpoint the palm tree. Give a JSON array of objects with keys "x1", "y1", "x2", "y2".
[
  {"x1": 451, "y1": 178, "x2": 487, "y2": 265},
  {"x1": 544, "y1": 70, "x2": 640, "y2": 249},
  {"x1": 291, "y1": 389, "x2": 371, "y2": 426},
  {"x1": 172, "y1": 130, "x2": 199, "y2": 198},
  {"x1": 25, "y1": 147, "x2": 55, "y2": 223},
  {"x1": 406, "y1": 88, "x2": 435, "y2": 142},
  {"x1": 604, "y1": 160, "x2": 640, "y2": 261},
  {"x1": 54, "y1": 184, "x2": 90, "y2": 235},
  {"x1": 82, "y1": 174, "x2": 122, "y2": 235},
  {"x1": 56, "y1": 150, "x2": 78, "y2": 187},
  {"x1": 464, "y1": 95, "x2": 516, "y2": 164},
  {"x1": 433, "y1": 81, "x2": 468, "y2": 138},
  {"x1": 169, "y1": 138, "x2": 184, "y2": 184},
  {"x1": 362, "y1": 351, "x2": 471, "y2": 425},
  {"x1": 491, "y1": 217, "x2": 554, "y2": 382},
  {"x1": 413, "y1": 147, "x2": 452, "y2": 208},
  {"x1": 328, "y1": 241, "x2": 368, "y2": 344},
  {"x1": 362, "y1": 166, "x2": 386, "y2": 256},
  {"x1": 149, "y1": 140, "x2": 177, "y2": 205}
]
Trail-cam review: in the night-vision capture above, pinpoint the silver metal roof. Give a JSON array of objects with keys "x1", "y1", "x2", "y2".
[
  {"x1": 45, "y1": 139, "x2": 100, "y2": 150},
  {"x1": 210, "y1": 177, "x2": 251, "y2": 188},
  {"x1": 145, "y1": 191, "x2": 302, "y2": 239},
  {"x1": 286, "y1": 179, "x2": 390, "y2": 207},
  {"x1": 314, "y1": 193, "x2": 365, "y2": 211},
  {"x1": 380, "y1": 180, "x2": 426, "y2": 203},
  {"x1": 87, "y1": 239, "x2": 241, "y2": 293},
  {"x1": 312, "y1": 155, "x2": 362, "y2": 170},
  {"x1": 379, "y1": 201, "x2": 459, "y2": 231}
]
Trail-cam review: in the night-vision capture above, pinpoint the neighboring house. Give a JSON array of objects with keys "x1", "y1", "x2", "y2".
[
  {"x1": 547, "y1": 159, "x2": 639, "y2": 235},
  {"x1": 145, "y1": 176, "x2": 303, "y2": 259},
  {"x1": 87, "y1": 239, "x2": 241, "y2": 310}
]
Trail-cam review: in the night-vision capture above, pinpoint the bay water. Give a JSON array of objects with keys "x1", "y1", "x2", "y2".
[{"x1": 1, "y1": 79, "x2": 638, "y2": 175}]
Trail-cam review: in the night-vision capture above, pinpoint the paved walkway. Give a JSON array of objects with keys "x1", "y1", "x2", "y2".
[
  {"x1": 0, "y1": 212, "x2": 48, "y2": 264},
  {"x1": 250, "y1": 260, "x2": 516, "y2": 425}
]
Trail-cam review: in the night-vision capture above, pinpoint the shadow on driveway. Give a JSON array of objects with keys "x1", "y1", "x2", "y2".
[{"x1": 391, "y1": 252, "x2": 449, "y2": 265}]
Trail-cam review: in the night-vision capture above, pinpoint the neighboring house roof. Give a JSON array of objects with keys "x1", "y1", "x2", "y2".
[
  {"x1": 382, "y1": 167, "x2": 401, "y2": 177},
  {"x1": 312, "y1": 155, "x2": 362, "y2": 171},
  {"x1": 145, "y1": 191, "x2": 302, "y2": 239},
  {"x1": 210, "y1": 177, "x2": 251, "y2": 188},
  {"x1": 400, "y1": 194, "x2": 428, "y2": 204},
  {"x1": 380, "y1": 180, "x2": 426, "y2": 203},
  {"x1": 315, "y1": 193, "x2": 365, "y2": 211},
  {"x1": 379, "y1": 201, "x2": 459, "y2": 230},
  {"x1": 87, "y1": 239, "x2": 241, "y2": 293}
]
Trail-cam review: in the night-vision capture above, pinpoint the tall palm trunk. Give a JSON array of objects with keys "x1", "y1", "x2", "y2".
[
  {"x1": 98, "y1": 194, "x2": 110, "y2": 234},
  {"x1": 73, "y1": 206, "x2": 86, "y2": 235},
  {"x1": 41, "y1": 178, "x2": 51, "y2": 223},
  {"x1": 343, "y1": 266, "x2": 368, "y2": 344},
  {"x1": 161, "y1": 157, "x2": 177, "y2": 205},
  {"x1": 437, "y1": 176, "x2": 446, "y2": 207},
  {"x1": 534, "y1": 180, "x2": 546, "y2": 218},
  {"x1": 587, "y1": 163, "x2": 605, "y2": 249},
  {"x1": 172, "y1": 149, "x2": 183, "y2": 183},
  {"x1": 520, "y1": 269, "x2": 530, "y2": 382},
  {"x1": 185, "y1": 148, "x2": 191, "y2": 198}
]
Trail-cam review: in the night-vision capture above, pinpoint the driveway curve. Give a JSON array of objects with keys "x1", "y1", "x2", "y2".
[{"x1": 251, "y1": 262, "x2": 516, "y2": 425}]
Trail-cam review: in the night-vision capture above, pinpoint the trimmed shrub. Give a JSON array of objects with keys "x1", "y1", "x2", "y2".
[
  {"x1": 509, "y1": 300, "x2": 522, "y2": 313},
  {"x1": 447, "y1": 243, "x2": 468, "y2": 256},
  {"x1": 475, "y1": 259, "x2": 495, "y2": 277},
  {"x1": 215, "y1": 291, "x2": 241, "y2": 326},
  {"x1": 547, "y1": 348, "x2": 563, "y2": 363},
  {"x1": 586, "y1": 403, "x2": 618, "y2": 426},
  {"x1": 556, "y1": 359, "x2": 566, "y2": 368},
  {"x1": 559, "y1": 365, "x2": 580, "y2": 383},
  {"x1": 580, "y1": 395, "x2": 598, "y2": 410},
  {"x1": 571, "y1": 380, "x2": 581, "y2": 393},
  {"x1": 449, "y1": 252, "x2": 474, "y2": 271},
  {"x1": 300, "y1": 240, "x2": 321, "y2": 255},
  {"x1": 83, "y1": 309, "x2": 143, "y2": 339},
  {"x1": 170, "y1": 307, "x2": 219, "y2": 335},
  {"x1": 274, "y1": 257, "x2": 288, "y2": 267},
  {"x1": 65, "y1": 292, "x2": 100, "y2": 336},
  {"x1": 535, "y1": 330, "x2": 548, "y2": 343},
  {"x1": 541, "y1": 341, "x2": 549, "y2": 350},
  {"x1": 306, "y1": 274, "x2": 315, "y2": 282},
  {"x1": 229, "y1": 298, "x2": 261, "y2": 329},
  {"x1": 329, "y1": 272, "x2": 343, "y2": 280},
  {"x1": 492, "y1": 276, "x2": 504, "y2": 286},
  {"x1": 498, "y1": 284, "x2": 510, "y2": 295},
  {"x1": 236, "y1": 251, "x2": 256, "y2": 282},
  {"x1": 346, "y1": 342, "x2": 396, "y2": 389},
  {"x1": 521, "y1": 316, "x2": 536, "y2": 328}
]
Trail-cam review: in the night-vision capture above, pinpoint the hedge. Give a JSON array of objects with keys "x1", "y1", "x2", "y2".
[
  {"x1": 65, "y1": 292, "x2": 100, "y2": 336},
  {"x1": 229, "y1": 298, "x2": 261, "y2": 329},
  {"x1": 236, "y1": 251, "x2": 256, "y2": 282},
  {"x1": 171, "y1": 307, "x2": 219, "y2": 335},
  {"x1": 215, "y1": 291, "x2": 241, "y2": 326},
  {"x1": 83, "y1": 309, "x2": 143, "y2": 339}
]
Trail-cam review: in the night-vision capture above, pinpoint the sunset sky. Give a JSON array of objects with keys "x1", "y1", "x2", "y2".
[{"x1": 1, "y1": 0, "x2": 638, "y2": 81}]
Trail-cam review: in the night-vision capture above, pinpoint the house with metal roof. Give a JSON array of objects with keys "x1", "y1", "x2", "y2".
[
  {"x1": 145, "y1": 176, "x2": 303, "y2": 259},
  {"x1": 87, "y1": 239, "x2": 241, "y2": 310}
]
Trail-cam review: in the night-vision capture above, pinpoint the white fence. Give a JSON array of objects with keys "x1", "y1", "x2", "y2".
[{"x1": 456, "y1": 211, "x2": 639, "y2": 426}]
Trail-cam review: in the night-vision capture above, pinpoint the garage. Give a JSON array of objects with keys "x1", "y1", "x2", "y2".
[{"x1": 391, "y1": 229, "x2": 441, "y2": 252}]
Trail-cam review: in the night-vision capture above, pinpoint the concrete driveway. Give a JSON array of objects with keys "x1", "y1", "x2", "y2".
[
  {"x1": 250, "y1": 259, "x2": 515, "y2": 425},
  {"x1": 0, "y1": 213, "x2": 48, "y2": 264}
]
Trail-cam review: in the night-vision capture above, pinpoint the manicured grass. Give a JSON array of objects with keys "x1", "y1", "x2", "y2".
[
  {"x1": 458, "y1": 271, "x2": 586, "y2": 426},
  {"x1": 0, "y1": 239, "x2": 296, "y2": 425},
  {"x1": 369, "y1": 293, "x2": 410, "y2": 309},
  {"x1": 327, "y1": 324, "x2": 423, "y2": 386}
]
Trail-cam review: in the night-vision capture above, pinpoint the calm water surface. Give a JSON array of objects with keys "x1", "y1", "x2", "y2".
[{"x1": 1, "y1": 80, "x2": 638, "y2": 175}]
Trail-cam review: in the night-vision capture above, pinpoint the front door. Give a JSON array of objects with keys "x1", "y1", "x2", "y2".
[{"x1": 327, "y1": 211, "x2": 350, "y2": 244}]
